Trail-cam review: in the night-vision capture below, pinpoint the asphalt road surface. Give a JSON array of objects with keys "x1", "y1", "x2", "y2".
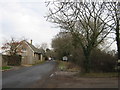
[{"x1": 2, "y1": 61, "x2": 56, "y2": 88}]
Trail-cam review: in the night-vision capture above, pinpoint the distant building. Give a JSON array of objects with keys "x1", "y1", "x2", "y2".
[{"x1": 17, "y1": 40, "x2": 43, "y2": 65}]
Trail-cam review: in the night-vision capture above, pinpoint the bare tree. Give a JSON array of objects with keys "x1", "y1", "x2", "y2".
[
  {"x1": 87, "y1": 2, "x2": 120, "y2": 62},
  {"x1": 103, "y1": 2, "x2": 120, "y2": 63},
  {"x1": 46, "y1": 1, "x2": 112, "y2": 72},
  {"x1": 40, "y1": 43, "x2": 48, "y2": 52}
]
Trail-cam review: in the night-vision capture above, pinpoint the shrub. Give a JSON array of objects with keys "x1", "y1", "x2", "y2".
[
  {"x1": 90, "y1": 49, "x2": 117, "y2": 72},
  {"x1": 2, "y1": 55, "x2": 22, "y2": 66}
]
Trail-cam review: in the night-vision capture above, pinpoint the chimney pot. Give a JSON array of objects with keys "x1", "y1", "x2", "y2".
[{"x1": 30, "y1": 40, "x2": 32, "y2": 44}]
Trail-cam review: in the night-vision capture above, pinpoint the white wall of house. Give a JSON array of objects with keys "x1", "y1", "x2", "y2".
[
  {"x1": 20, "y1": 41, "x2": 34, "y2": 65},
  {"x1": 25, "y1": 46, "x2": 34, "y2": 65},
  {"x1": 19, "y1": 41, "x2": 43, "y2": 65}
]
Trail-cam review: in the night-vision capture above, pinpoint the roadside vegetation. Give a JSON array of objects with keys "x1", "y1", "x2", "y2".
[
  {"x1": 32, "y1": 60, "x2": 46, "y2": 65},
  {"x1": 46, "y1": 2, "x2": 119, "y2": 74},
  {"x1": 57, "y1": 61, "x2": 118, "y2": 77},
  {"x1": 0, "y1": 66, "x2": 12, "y2": 70},
  {"x1": 79, "y1": 72, "x2": 118, "y2": 78},
  {"x1": 58, "y1": 60, "x2": 80, "y2": 72},
  {"x1": 52, "y1": 32, "x2": 117, "y2": 73}
]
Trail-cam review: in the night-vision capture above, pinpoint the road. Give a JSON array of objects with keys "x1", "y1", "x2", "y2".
[{"x1": 2, "y1": 61, "x2": 56, "y2": 88}]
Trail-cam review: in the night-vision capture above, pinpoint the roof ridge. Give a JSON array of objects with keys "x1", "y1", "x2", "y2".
[{"x1": 23, "y1": 40, "x2": 41, "y2": 54}]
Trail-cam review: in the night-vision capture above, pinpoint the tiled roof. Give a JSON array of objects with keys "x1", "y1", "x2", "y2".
[{"x1": 23, "y1": 40, "x2": 42, "y2": 54}]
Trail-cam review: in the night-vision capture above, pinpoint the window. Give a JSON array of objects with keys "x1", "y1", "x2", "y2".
[{"x1": 22, "y1": 47, "x2": 26, "y2": 52}]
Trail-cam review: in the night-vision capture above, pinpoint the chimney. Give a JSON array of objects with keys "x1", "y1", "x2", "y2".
[{"x1": 30, "y1": 40, "x2": 32, "y2": 44}]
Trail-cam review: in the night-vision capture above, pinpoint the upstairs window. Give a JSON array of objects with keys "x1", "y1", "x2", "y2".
[{"x1": 22, "y1": 47, "x2": 26, "y2": 52}]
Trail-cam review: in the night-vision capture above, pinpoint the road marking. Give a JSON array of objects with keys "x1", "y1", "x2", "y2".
[{"x1": 50, "y1": 73, "x2": 54, "y2": 77}]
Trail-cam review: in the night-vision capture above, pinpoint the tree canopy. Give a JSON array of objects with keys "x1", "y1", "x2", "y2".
[{"x1": 46, "y1": 1, "x2": 114, "y2": 72}]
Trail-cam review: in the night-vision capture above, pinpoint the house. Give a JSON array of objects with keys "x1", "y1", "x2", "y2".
[{"x1": 17, "y1": 40, "x2": 43, "y2": 65}]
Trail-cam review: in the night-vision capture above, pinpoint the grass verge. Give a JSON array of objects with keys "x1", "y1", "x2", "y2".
[
  {"x1": 32, "y1": 60, "x2": 46, "y2": 65},
  {"x1": 0, "y1": 66, "x2": 12, "y2": 70},
  {"x1": 58, "y1": 60, "x2": 80, "y2": 72}
]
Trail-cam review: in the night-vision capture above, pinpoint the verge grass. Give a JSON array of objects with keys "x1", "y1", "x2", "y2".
[
  {"x1": 32, "y1": 60, "x2": 46, "y2": 65},
  {"x1": 58, "y1": 60, "x2": 80, "y2": 72},
  {"x1": 0, "y1": 66, "x2": 12, "y2": 70}
]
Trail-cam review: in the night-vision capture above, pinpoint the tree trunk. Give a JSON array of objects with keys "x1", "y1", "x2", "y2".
[
  {"x1": 83, "y1": 51, "x2": 91, "y2": 73},
  {"x1": 116, "y1": 19, "x2": 120, "y2": 60},
  {"x1": 116, "y1": 18, "x2": 120, "y2": 75}
]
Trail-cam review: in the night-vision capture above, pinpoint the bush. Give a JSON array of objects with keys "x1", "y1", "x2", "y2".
[
  {"x1": 70, "y1": 48, "x2": 84, "y2": 66},
  {"x1": 2, "y1": 55, "x2": 22, "y2": 66},
  {"x1": 70, "y1": 49, "x2": 117, "y2": 72},
  {"x1": 90, "y1": 49, "x2": 117, "y2": 72},
  {"x1": 8, "y1": 55, "x2": 21, "y2": 66}
]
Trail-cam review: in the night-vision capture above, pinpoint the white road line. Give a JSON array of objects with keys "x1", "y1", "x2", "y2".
[{"x1": 50, "y1": 73, "x2": 54, "y2": 77}]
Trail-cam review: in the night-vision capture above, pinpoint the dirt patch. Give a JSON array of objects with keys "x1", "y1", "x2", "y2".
[
  {"x1": 42, "y1": 71, "x2": 118, "y2": 88},
  {"x1": 55, "y1": 71, "x2": 78, "y2": 76}
]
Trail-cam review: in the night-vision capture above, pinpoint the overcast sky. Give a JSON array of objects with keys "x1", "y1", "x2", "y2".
[
  {"x1": 0, "y1": 0, "x2": 117, "y2": 53},
  {"x1": 0, "y1": 0, "x2": 60, "y2": 52}
]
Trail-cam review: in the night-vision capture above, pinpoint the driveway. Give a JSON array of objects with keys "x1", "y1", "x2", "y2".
[{"x1": 2, "y1": 61, "x2": 56, "y2": 88}]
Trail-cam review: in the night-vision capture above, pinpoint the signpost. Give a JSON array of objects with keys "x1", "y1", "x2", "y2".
[{"x1": 63, "y1": 56, "x2": 68, "y2": 61}]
